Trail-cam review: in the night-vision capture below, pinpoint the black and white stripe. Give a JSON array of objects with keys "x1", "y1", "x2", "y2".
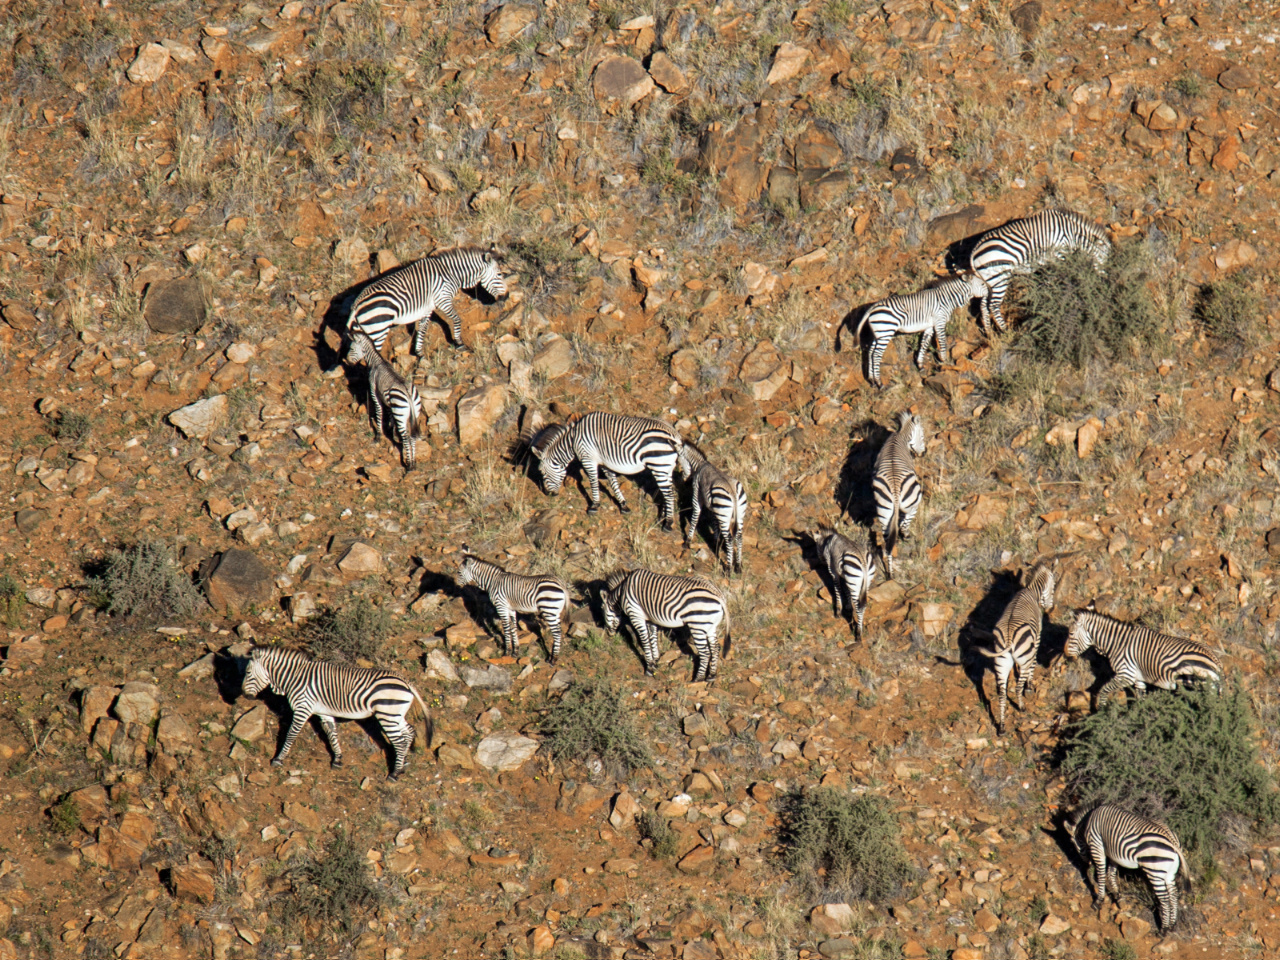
[
  {"x1": 975, "y1": 563, "x2": 1056, "y2": 734},
  {"x1": 1065, "y1": 607, "x2": 1222, "y2": 708},
  {"x1": 969, "y1": 208, "x2": 1111, "y2": 335},
  {"x1": 683, "y1": 442, "x2": 748, "y2": 574},
  {"x1": 871, "y1": 411, "x2": 926, "y2": 579},
  {"x1": 855, "y1": 273, "x2": 988, "y2": 388},
  {"x1": 1070, "y1": 804, "x2": 1187, "y2": 930},
  {"x1": 529, "y1": 412, "x2": 689, "y2": 530},
  {"x1": 345, "y1": 330, "x2": 424, "y2": 470},
  {"x1": 819, "y1": 525, "x2": 876, "y2": 639},
  {"x1": 347, "y1": 245, "x2": 509, "y2": 351},
  {"x1": 240, "y1": 646, "x2": 431, "y2": 780},
  {"x1": 603, "y1": 568, "x2": 730, "y2": 681},
  {"x1": 457, "y1": 554, "x2": 572, "y2": 661}
]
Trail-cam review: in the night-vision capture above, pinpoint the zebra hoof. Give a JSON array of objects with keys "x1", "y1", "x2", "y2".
[
  {"x1": 644, "y1": 665, "x2": 655, "y2": 677},
  {"x1": 661, "y1": 520, "x2": 673, "y2": 532},
  {"x1": 270, "y1": 759, "x2": 283, "y2": 768},
  {"x1": 387, "y1": 773, "x2": 400, "y2": 782},
  {"x1": 331, "y1": 759, "x2": 343, "y2": 769},
  {"x1": 586, "y1": 504, "x2": 599, "y2": 514},
  {"x1": 619, "y1": 504, "x2": 632, "y2": 515}
]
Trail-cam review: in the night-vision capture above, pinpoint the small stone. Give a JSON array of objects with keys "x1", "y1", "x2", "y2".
[
  {"x1": 670, "y1": 349, "x2": 700, "y2": 388},
  {"x1": 81, "y1": 685, "x2": 122, "y2": 733},
  {"x1": 127, "y1": 43, "x2": 171, "y2": 84},
  {"x1": 460, "y1": 664, "x2": 513, "y2": 693},
  {"x1": 169, "y1": 395, "x2": 227, "y2": 440},
  {"x1": 144, "y1": 277, "x2": 207, "y2": 334},
  {"x1": 425, "y1": 649, "x2": 460, "y2": 682},
  {"x1": 178, "y1": 653, "x2": 215, "y2": 680},
  {"x1": 114, "y1": 682, "x2": 161, "y2": 726},
  {"x1": 603, "y1": 858, "x2": 639, "y2": 874},
  {"x1": 1218, "y1": 64, "x2": 1259, "y2": 90},
  {"x1": 676, "y1": 844, "x2": 715, "y2": 874},
  {"x1": 531, "y1": 335, "x2": 574, "y2": 380},
  {"x1": 916, "y1": 602, "x2": 955, "y2": 638},
  {"x1": 592, "y1": 55, "x2": 655, "y2": 106},
  {"x1": 766, "y1": 42, "x2": 810, "y2": 84},
  {"x1": 170, "y1": 864, "x2": 217, "y2": 903},
  {"x1": 1120, "y1": 916, "x2": 1151, "y2": 940},
  {"x1": 818, "y1": 940, "x2": 857, "y2": 959},
  {"x1": 337, "y1": 542, "x2": 384, "y2": 578},
  {"x1": 528, "y1": 924, "x2": 556, "y2": 957},
  {"x1": 1076, "y1": 417, "x2": 1103, "y2": 458},
  {"x1": 15, "y1": 508, "x2": 48, "y2": 534},
  {"x1": 333, "y1": 237, "x2": 369, "y2": 270},
  {"x1": 475, "y1": 731, "x2": 540, "y2": 771},
  {"x1": 1214, "y1": 238, "x2": 1257, "y2": 272},
  {"x1": 609, "y1": 792, "x2": 641, "y2": 829},
  {"x1": 226, "y1": 342, "x2": 255, "y2": 364},
  {"x1": 974, "y1": 908, "x2": 1000, "y2": 932},
  {"x1": 437, "y1": 743, "x2": 475, "y2": 769},
  {"x1": 810, "y1": 903, "x2": 856, "y2": 935},
  {"x1": 647, "y1": 51, "x2": 688, "y2": 93},
  {"x1": 485, "y1": 4, "x2": 537, "y2": 44},
  {"x1": 156, "y1": 711, "x2": 195, "y2": 754},
  {"x1": 203, "y1": 549, "x2": 274, "y2": 615},
  {"x1": 231, "y1": 703, "x2": 269, "y2": 742},
  {"x1": 1040, "y1": 915, "x2": 1071, "y2": 936}
]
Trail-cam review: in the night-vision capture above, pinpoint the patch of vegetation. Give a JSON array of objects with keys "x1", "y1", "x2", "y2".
[
  {"x1": 49, "y1": 796, "x2": 81, "y2": 836},
  {"x1": 779, "y1": 788, "x2": 914, "y2": 902},
  {"x1": 293, "y1": 60, "x2": 396, "y2": 127},
  {"x1": 507, "y1": 235, "x2": 586, "y2": 300},
  {"x1": 288, "y1": 831, "x2": 386, "y2": 935},
  {"x1": 641, "y1": 147, "x2": 700, "y2": 196},
  {"x1": 1007, "y1": 243, "x2": 1163, "y2": 368},
  {"x1": 1192, "y1": 268, "x2": 1261, "y2": 346},
  {"x1": 1101, "y1": 939, "x2": 1139, "y2": 960},
  {"x1": 51, "y1": 409, "x2": 93, "y2": 444},
  {"x1": 0, "y1": 574, "x2": 24, "y2": 628},
  {"x1": 1171, "y1": 72, "x2": 1206, "y2": 98},
  {"x1": 88, "y1": 541, "x2": 201, "y2": 620},
  {"x1": 308, "y1": 597, "x2": 391, "y2": 662},
  {"x1": 1061, "y1": 685, "x2": 1279, "y2": 873},
  {"x1": 637, "y1": 810, "x2": 680, "y2": 860},
  {"x1": 539, "y1": 680, "x2": 652, "y2": 778}
]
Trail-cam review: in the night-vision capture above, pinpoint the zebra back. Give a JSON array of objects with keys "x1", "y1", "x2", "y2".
[{"x1": 248, "y1": 646, "x2": 428, "y2": 721}]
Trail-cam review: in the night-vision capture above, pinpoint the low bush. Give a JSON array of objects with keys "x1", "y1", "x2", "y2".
[
  {"x1": 636, "y1": 810, "x2": 679, "y2": 860},
  {"x1": 1060, "y1": 685, "x2": 1279, "y2": 872},
  {"x1": 308, "y1": 597, "x2": 391, "y2": 662},
  {"x1": 52, "y1": 409, "x2": 93, "y2": 443},
  {"x1": 780, "y1": 788, "x2": 914, "y2": 902},
  {"x1": 288, "y1": 831, "x2": 385, "y2": 935},
  {"x1": 539, "y1": 680, "x2": 652, "y2": 778},
  {"x1": 49, "y1": 796, "x2": 81, "y2": 835},
  {"x1": 0, "y1": 574, "x2": 24, "y2": 627},
  {"x1": 1192, "y1": 268, "x2": 1261, "y2": 346},
  {"x1": 89, "y1": 541, "x2": 201, "y2": 620}
]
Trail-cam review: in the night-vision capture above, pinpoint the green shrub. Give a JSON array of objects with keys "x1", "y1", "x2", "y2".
[
  {"x1": 1171, "y1": 72, "x2": 1206, "y2": 98},
  {"x1": 49, "y1": 796, "x2": 81, "y2": 835},
  {"x1": 1192, "y1": 269, "x2": 1261, "y2": 346},
  {"x1": 1061, "y1": 685, "x2": 1279, "y2": 872},
  {"x1": 90, "y1": 541, "x2": 201, "y2": 620},
  {"x1": 308, "y1": 597, "x2": 391, "y2": 662},
  {"x1": 52, "y1": 409, "x2": 93, "y2": 443},
  {"x1": 1101, "y1": 938, "x2": 1139, "y2": 960},
  {"x1": 1007, "y1": 243, "x2": 1163, "y2": 368},
  {"x1": 780, "y1": 788, "x2": 914, "y2": 902},
  {"x1": 0, "y1": 574, "x2": 24, "y2": 627},
  {"x1": 539, "y1": 680, "x2": 652, "y2": 778},
  {"x1": 637, "y1": 810, "x2": 679, "y2": 860},
  {"x1": 288, "y1": 831, "x2": 385, "y2": 935}
]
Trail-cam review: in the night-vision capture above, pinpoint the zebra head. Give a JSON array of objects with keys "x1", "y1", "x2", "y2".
[
  {"x1": 602, "y1": 570, "x2": 627, "y2": 632},
  {"x1": 899, "y1": 412, "x2": 926, "y2": 455},
  {"x1": 241, "y1": 651, "x2": 271, "y2": 698},
  {"x1": 479, "y1": 250, "x2": 509, "y2": 300},
  {"x1": 529, "y1": 422, "x2": 572, "y2": 495},
  {"x1": 964, "y1": 271, "x2": 988, "y2": 298},
  {"x1": 1065, "y1": 611, "x2": 1095, "y2": 658},
  {"x1": 1027, "y1": 563, "x2": 1055, "y2": 612},
  {"x1": 456, "y1": 554, "x2": 479, "y2": 586},
  {"x1": 345, "y1": 331, "x2": 377, "y2": 366}
]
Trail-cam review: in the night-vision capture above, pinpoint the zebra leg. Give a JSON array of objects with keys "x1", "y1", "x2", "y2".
[
  {"x1": 691, "y1": 630, "x2": 711, "y2": 682},
  {"x1": 378, "y1": 714, "x2": 414, "y2": 780},
  {"x1": 273, "y1": 709, "x2": 312, "y2": 766},
  {"x1": 986, "y1": 278, "x2": 1009, "y2": 332},
  {"x1": 899, "y1": 501, "x2": 919, "y2": 541},
  {"x1": 436, "y1": 299, "x2": 465, "y2": 348},
  {"x1": 915, "y1": 328, "x2": 933, "y2": 371},
  {"x1": 855, "y1": 594, "x2": 868, "y2": 640},
  {"x1": 935, "y1": 320, "x2": 949, "y2": 365},
  {"x1": 582, "y1": 459, "x2": 603, "y2": 513},
  {"x1": 543, "y1": 611, "x2": 564, "y2": 662},
  {"x1": 1151, "y1": 874, "x2": 1178, "y2": 929},
  {"x1": 369, "y1": 390, "x2": 385, "y2": 439},
  {"x1": 1086, "y1": 844, "x2": 1109, "y2": 906},
  {"x1": 685, "y1": 494, "x2": 702, "y2": 548},
  {"x1": 1106, "y1": 864, "x2": 1120, "y2": 902},
  {"x1": 993, "y1": 656, "x2": 1012, "y2": 734},
  {"x1": 1096, "y1": 676, "x2": 1127, "y2": 708},
  {"x1": 318, "y1": 715, "x2": 343, "y2": 768},
  {"x1": 1023, "y1": 660, "x2": 1038, "y2": 701},
  {"x1": 653, "y1": 470, "x2": 676, "y2": 530},
  {"x1": 868, "y1": 336, "x2": 890, "y2": 389},
  {"x1": 498, "y1": 609, "x2": 519, "y2": 658},
  {"x1": 1133, "y1": 680, "x2": 1147, "y2": 698},
  {"x1": 601, "y1": 468, "x2": 631, "y2": 514},
  {"x1": 734, "y1": 527, "x2": 744, "y2": 575}
]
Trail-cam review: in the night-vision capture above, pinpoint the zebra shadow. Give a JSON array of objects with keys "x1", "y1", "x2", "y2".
[
  {"x1": 833, "y1": 300, "x2": 879, "y2": 387},
  {"x1": 783, "y1": 530, "x2": 836, "y2": 601},
  {"x1": 956, "y1": 570, "x2": 1022, "y2": 724},
  {"x1": 941, "y1": 229, "x2": 986, "y2": 276},
  {"x1": 833, "y1": 419, "x2": 890, "y2": 528}
]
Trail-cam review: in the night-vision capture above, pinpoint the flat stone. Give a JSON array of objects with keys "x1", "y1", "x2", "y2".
[
  {"x1": 127, "y1": 43, "x2": 170, "y2": 84},
  {"x1": 332, "y1": 237, "x2": 369, "y2": 270},
  {"x1": 437, "y1": 743, "x2": 475, "y2": 769},
  {"x1": 81, "y1": 685, "x2": 121, "y2": 733},
  {"x1": 818, "y1": 940, "x2": 858, "y2": 959},
  {"x1": 1040, "y1": 914, "x2": 1071, "y2": 936},
  {"x1": 170, "y1": 864, "x2": 216, "y2": 903},
  {"x1": 114, "y1": 682, "x2": 161, "y2": 726},
  {"x1": 485, "y1": 4, "x2": 537, "y2": 44},
  {"x1": 337, "y1": 541, "x2": 384, "y2": 578},
  {"x1": 677, "y1": 844, "x2": 715, "y2": 873},
  {"x1": 530, "y1": 335, "x2": 574, "y2": 380},
  {"x1": 425, "y1": 649, "x2": 460, "y2": 682},
  {"x1": 1218, "y1": 64, "x2": 1259, "y2": 90},
  {"x1": 169, "y1": 395, "x2": 227, "y2": 440},
  {"x1": 593, "y1": 55, "x2": 654, "y2": 106},
  {"x1": 178, "y1": 653, "x2": 215, "y2": 680},
  {"x1": 230, "y1": 703, "x2": 269, "y2": 742},
  {"x1": 144, "y1": 277, "x2": 207, "y2": 334},
  {"x1": 457, "y1": 382, "x2": 508, "y2": 446},
  {"x1": 156, "y1": 711, "x2": 195, "y2": 754},
  {"x1": 460, "y1": 664, "x2": 513, "y2": 692},
  {"x1": 15, "y1": 508, "x2": 47, "y2": 534},
  {"x1": 766, "y1": 42, "x2": 810, "y2": 84},
  {"x1": 475, "y1": 731, "x2": 540, "y2": 771},
  {"x1": 648, "y1": 51, "x2": 687, "y2": 93},
  {"x1": 609, "y1": 791, "x2": 641, "y2": 829},
  {"x1": 202, "y1": 548, "x2": 273, "y2": 615}
]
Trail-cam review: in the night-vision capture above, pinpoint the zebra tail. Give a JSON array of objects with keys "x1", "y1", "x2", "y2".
[
  {"x1": 406, "y1": 683, "x2": 433, "y2": 753},
  {"x1": 1177, "y1": 846, "x2": 1192, "y2": 895},
  {"x1": 722, "y1": 603, "x2": 732, "y2": 660},
  {"x1": 854, "y1": 308, "x2": 872, "y2": 341},
  {"x1": 883, "y1": 497, "x2": 900, "y2": 566}
]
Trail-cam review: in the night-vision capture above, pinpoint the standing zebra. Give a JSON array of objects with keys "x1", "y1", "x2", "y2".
[
  {"x1": 969, "y1": 208, "x2": 1111, "y2": 335},
  {"x1": 527, "y1": 412, "x2": 690, "y2": 531},
  {"x1": 871, "y1": 411, "x2": 926, "y2": 579},
  {"x1": 346, "y1": 245, "x2": 509, "y2": 351},
  {"x1": 1070, "y1": 803, "x2": 1188, "y2": 930},
  {"x1": 819, "y1": 525, "x2": 876, "y2": 639},
  {"x1": 1065, "y1": 606, "x2": 1222, "y2": 708},
  {"x1": 682, "y1": 442, "x2": 748, "y2": 574},
  {"x1": 974, "y1": 563, "x2": 1056, "y2": 735},
  {"x1": 603, "y1": 568, "x2": 731, "y2": 681},
  {"x1": 240, "y1": 646, "x2": 431, "y2": 781},
  {"x1": 456, "y1": 554, "x2": 572, "y2": 661},
  {"x1": 345, "y1": 330, "x2": 424, "y2": 470},
  {"x1": 855, "y1": 273, "x2": 988, "y2": 388}
]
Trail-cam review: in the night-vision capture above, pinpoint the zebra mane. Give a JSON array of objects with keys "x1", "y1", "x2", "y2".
[
  {"x1": 250, "y1": 644, "x2": 314, "y2": 664},
  {"x1": 682, "y1": 438, "x2": 710, "y2": 466},
  {"x1": 461, "y1": 553, "x2": 504, "y2": 572},
  {"x1": 431, "y1": 243, "x2": 495, "y2": 259},
  {"x1": 604, "y1": 569, "x2": 629, "y2": 591},
  {"x1": 528, "y1": 421, "x2": 572, "y2": 461},
  {"x1": 1023, "y1": 563, "x2": 1053, "y2": 589},
  {"x1": 896, "y1": 410, "x2": 916, "y2": 429}
]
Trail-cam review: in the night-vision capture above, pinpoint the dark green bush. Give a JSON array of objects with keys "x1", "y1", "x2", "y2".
[
  {"x1": 90, "y1": 541, "x2": 201, "y2": 620},
  {"x1": 637, "y1": 810, "x2": 679, "y2": 860},
  {"x1": 0, "y1": 574, "x2": 24, "y2": 628},
  {"x1": 1008, "y1": 243, "x2": 1163, "y2": 368},
  {"x1": 1061, "y1": 685, "x2": 1279, "y2": 872},
  {"x1": 288, "y1": 831, "x2": 385, "y2": 935},
  {"x1": 1193, "y1": 268, "x2": 1261, "y2": 346},
  {"x1": 308, "y1": 597, "x2": 391, "y2": 662},
  {"x1": 49, "y1": 796, "x2": 81, "y2": 835},
  {"x1": 780, "y1": 788, "x2": 914, "y2": 902},
  {"x1": 1101, "y1": 938, "x2": 1139, "y2": 960},
  {"x1": 539, "y1": 680, "x2": 652, "y2": 778}
]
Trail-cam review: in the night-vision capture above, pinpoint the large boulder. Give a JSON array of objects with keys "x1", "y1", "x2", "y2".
[
  {"x1": 457, "y1": 382, "x2": 508, "y2": 446},
  {"x1": 476, "y1": 731, "x2": 540, "y2": 771},
  {"x1": 201, "y1": 549, "x2": 273, "y2": 615},
  {"x1": 144, "y1": 277, "x2": 207, "y2": 334}
]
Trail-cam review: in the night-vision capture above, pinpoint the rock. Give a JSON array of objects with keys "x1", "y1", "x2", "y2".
[
  {"x1": 70, "y1": 784, "x2": 110, "y2": 822},
  {"x1": 766, "y1": 42, "x2": 810, "y2": 84},
  {"x1": 202, "y1": 549, "x2": 274, "y2": 615},
  {"x1": 144, "y1": 277, "x2": 207, "y2": 334},
  {"x1": 437, "y1": 743, "x2": 475, "y2": 769},
  {"x1": 528, "y1": 924, "x2": 556, "y2": 957},
  {"x1": 677, "y1": 844, "x2": 715, "y2": 873},
  {"x1": 531, "y1": 336, "x2": 574, "y2": 380},
  {"x1": 332, "y1": 237, "x2": 369, "y2": 270},
  {"x1": 1010, "y1": 1, "x2": 1042, "y2": 39},
  {"x1": 952, "y1": 950, "x2": 985, "y2": 960},
  {"x1": 288, "y1": 591, "x2": 317, "y2": 623},
  {"x1": 1066, "y1": 690, "x2": 1091, "y2": 713},
  {"x1": 1214, "y1": 239, "x2": 1257, "y2": 272},
  {"x1": 956, "y1": 495, "x2": 1007, "y2": 531},
  {"x1": 604, "y1": 858, "x2": 639, "y2": 874},
  {"x1": 337, "y1": 542, "x2": 384, "y2": 578},
  {"x1": 66, "y1": 459, "x2": 96, "y2": 487},
  {"x1": 974, "y1": 907, "x2": 1000, "y2": 932},
  {"x1": 170, "y1": 864, "x2": 217, "y2": 903},
  {"x1": 926, "y1": 204, "x2": 990, "y2": 248},
  {"x1": 812, "y1": 397, "x2": 843, "y2": 425},
  {"x1": 226, "y1": 342, "x2": 255, "y2": 364},
  {"x1": 461, "y1": 664, "x2": 513, "y2": 693},
  {"x1": 648, "y1": 51, "x2": 687, "y2": 93},
  {"x1": 231, "y1": 703, "x2": 269, "y2": 742},
  {"x1": 114, "y1": 683, "x2": 161, "y2": 726},
  {"x1": 610, "y1": 792, "x2": 642, "y2": 829},
  {"x1": 81, "y1": 685, "x2": 121, "y2": 733},
  {"x1": 916, "y1": 602, "x2": 955, "y2": 638},
  {"x1": 818, "y1": 940, "x2": 857, "y2": 959},
  {"x1": 683, "y1": 713, "x2": 710, "y2": 737},
  {"x1": 15, "y1": 508, "x2": 48, "y2": 534},
  {"x1": 670, "y1": 349, "x2": 700, "y2": 387},
  {"x1": 156, "y1": 711, "x2": 195, "y2": 754},
  {"x1": 485, "y1": 4, "x2": 537, "y2": 44},
  {"x1": 800, "y1": 170, "x2": 850, "y2": 207},
  {"x1": 810, "y1": 903, "x2": 856, "y2": 935},
  {"x1": 127, "y1": 43, "x2": 170, "y2": 83},
  {"x1": 739, "y1": 341, "x2": 789, "y2": 401},
  {"x1": 1147, "y1": 102, "x2": 1178, "y2": 131},
  {"x1": 169, "y1": 395, "x2": 227, "y2": 440},
  {"x1": 457, "y1": 381, "x2": 508, "y2": 446},
  {"x1": 593, "y1": 55, "x2": 655, "y2": 107},
  {"x1": 2, "y1": 303, "x2": 37, "y2": 330},
  {"x1": 1218, "y1": 64, "x2": 1259, "y2": 90},
  {"x1": 475, "y1": 731, "x2": 540, "y2": 771},
  {"x1": 425, "y1": 649, "x2": 460, "y2": 682},
  {"x1": 795, "y1": 125, "x2": 843, "y2": 170},
  {"x1": 178, "y1": 653, "x2": 215, "y2": 680},
  {"x1": 1076, "y1": 417, "x2": 1103, "y2": 458},
  {"x1": 160, "y1": 38, "x2": 199, "y2": 63},
  {"x1": 1040, "y1": 915, "x2": 1071, "y2": 936}
]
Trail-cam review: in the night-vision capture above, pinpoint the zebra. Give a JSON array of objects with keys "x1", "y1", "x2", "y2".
[
  {"x1": 819, "y1": 525, "x2": 876, "y2": 639},
  {"x1": 346, "y1": 245, "x2": 509, "y2": 352},
  {"x1": 345, "y1": 330, "x2": 424, "y2": 470},
  {"x1": 973, "y1": 563, "x2": 1056, "y2": 735},
  {"x1": 527, "y1": 412, "x2": 690, "y2": 531},
  {"x1": 682, "y1": 442, "x2": 748, "y2": 573},
  {"x1": 603, "y1": 568, "x2": 731, "y2": 681},
  {"x1": 871, "y1": 411, "x2": 926, "y2": 579},
  {"x1": 1069, "y1": 803, "x2": 1189, "y2": 930},
  {"x1": 456, "y1": 554, "x2": 572, "y2": 661},
  {"x1": 239, "y1": 646, "x2": 432, "y2": 781},
  {"x1": 969, "y1": 208, "x2": 1112, "y2": 335},
  {"x1": 1065, "y1": 605, "x2": 1222, "y2": 708},
  {"x1": 854, "y1": 273, "x2": 988, "y2": 388}
]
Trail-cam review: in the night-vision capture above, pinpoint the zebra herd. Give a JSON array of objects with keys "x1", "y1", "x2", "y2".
[{"x1": 232, "y1": 207, "x2": 1228, "y2": 932}]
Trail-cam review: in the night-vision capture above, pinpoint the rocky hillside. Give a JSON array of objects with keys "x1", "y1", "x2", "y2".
[{"x1": 0, "y1": 0, "x2": 1277, "y2": 958}]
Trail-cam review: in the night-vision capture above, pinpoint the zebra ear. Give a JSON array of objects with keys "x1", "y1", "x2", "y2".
[{"x1": 1085, "y1": 598, "x2": 1096, "y2": 611}]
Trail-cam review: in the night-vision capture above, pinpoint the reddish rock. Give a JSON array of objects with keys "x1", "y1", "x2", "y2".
[{"x1": 676, "y1": 844, "x2": 715, "y2": 873}]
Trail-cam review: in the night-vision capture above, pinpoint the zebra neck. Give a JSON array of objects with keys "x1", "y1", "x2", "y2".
[{"x1": 468, "y1": 562, "x2": 502, "y2": 589}]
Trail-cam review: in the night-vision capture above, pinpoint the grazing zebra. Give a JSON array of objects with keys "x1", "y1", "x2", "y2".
[
  {"x1": 345, "y1": 330, "x2": 424, "y2": 470},
  {"x1": 603, "y1": 568, "x2": 731, "y2": 681},
  {"x1": 974, "y1": 563, "x2": 1056, "y2": 735},
  {"x1": 683, "y1": 442, "x2": 748, "y2": 573},
  {"x1": 855, "y1": 273, "x2": 988, "y2": 388},
  {"x1": 1065, "y1": 606, "x2": 1222, "y2": 708},
  {"x1": 969, "y1": 208, "x2": 1111, "y2": 335},
  {"x1": 871, "y1": 412, "x2": 926, "y2": 579},
  {"x1": 1070, "y1": 804, "x2": 1188, "y2": 930},
  {"x1": 819, "y1": 525, "x2": 876, "y2": 639},
  {"x1": 527, "y1": 412, "x2": 690, "y2": 531},
  {"x1": 456, "y1": 554, "x2": 572, "y2": 661},
  {"x1": 240, "y1": 646, "x2": 431, "y2": 781},
  {"x1": 347, "y1": 245, "x2": 509, "y2": 351}
]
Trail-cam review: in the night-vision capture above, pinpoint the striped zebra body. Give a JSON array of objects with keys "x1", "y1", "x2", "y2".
[
  {"x1": 856, "y1": 273, "x2": 987, "y2": 388},
  {"x1": 871, "y1": 412, "x2": 926, "y2": 579},
  {"x1": 457, "y1": 554, "x2": 572, "y2": 661},
  {"x1": 969, "y1": 208, "x2": 1111, "y2": 335},
  {"x1": 1065, "y1": 608, "x2": 1222, "y2": 708},
  {"x1": 979, "y1": 564, "x2": 1055, "y2": 734},
  {"x1": 530, "y1": 412, "x2": 689, "y2": 530},
  {"x1": 240, "y1": 646, "x2": 431, "y2": 780},
  {"x1": 345, "y1": 331, "x2": 424, "y2": 470},
  {"x1": 1072, "y1": 804, "x2": 1187, "y2": 929},
  {"x1": 603, "y1": 568, "x2": 730, "y2": 681},
  {"x1": 347, "y1": 246, "x2": 508, "y2": 351},
  {"x1": 683, "y1": 443, "x2": 748, "y2": 573},
  {"x1": 819, "y1": 526, "x2": 876, "y2": 638}
]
